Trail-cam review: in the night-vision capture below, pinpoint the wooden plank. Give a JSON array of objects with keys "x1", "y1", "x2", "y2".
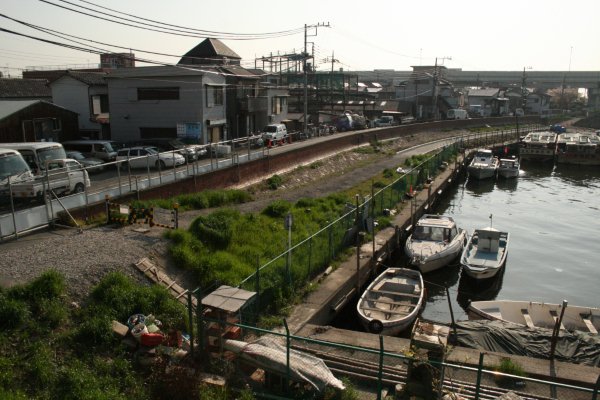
[
  {"x1": 370, "y1": 289, "x2": 421, "y2": 298},
  {"x1": 361, "y1": 306, "x2": 411, "y2": 316},
  {"x1": 520, "y1": 309, "x2": 535, "y2": 329},
  {"x1": 364, "y1": 298, "x2": 417, "y2": 307},
  {"x1": 582, "y1": 318, "x2": 598, "y2": 334},
  {"x1": 134, "y1": 257, "x2": 197, "y2": 308}
]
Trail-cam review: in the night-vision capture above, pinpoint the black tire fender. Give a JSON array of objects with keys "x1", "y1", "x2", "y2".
[{"x1": 368, "y1": 319, "x2": 384, "y2": 334}]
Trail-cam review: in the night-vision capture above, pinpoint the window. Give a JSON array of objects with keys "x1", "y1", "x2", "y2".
[
  {"x1": 271, "y1": 96, "x2": 286, "y2": 115},
  {"x1": 137, "y1": 87, "x2": 180, "y2": 101},
  {"x1": 206, "y1": 85, "x2": 223, "y2": 107},
  {"x1": 91, "y1": 94, "x2": 110, "y2": 114}
]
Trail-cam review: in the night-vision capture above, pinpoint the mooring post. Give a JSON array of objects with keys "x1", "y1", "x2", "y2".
[
  {"x1": 283, "y1": 319, "x2": 291, "y2": 394},
  {"x1": 475, "y1": 352, "x2": 485, "y2": 399},
  {"x1": 187, "y1": 292, "x2": 194, "y2": 359},
  {"x1": 377, "y1": 335, "x2": 384, "y2": 400},
  {"x1": 446, "y1": 287, "x2": 457, "y2": 338}
]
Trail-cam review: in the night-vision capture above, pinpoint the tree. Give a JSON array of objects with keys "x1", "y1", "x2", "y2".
[{"x1": 547, "y1": 87, "x2": 582, "y2": 111}]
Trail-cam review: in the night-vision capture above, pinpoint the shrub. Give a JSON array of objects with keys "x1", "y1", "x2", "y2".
[
  {"x1": 73, "y1": 315, "x2": 114, "y2": 347},
  {"x1": 262, "y1": 200, "x2": 292, "y2": 218},
  {"x1": 0, "y1": 296, "x2": 29, "y2": 330},
  {"x1": 190, "y1": 209, "x2": 239, "y2": 249},
  {"x1": 266, "y1": 174, "x2": 283, "y2": 190},
  {"x1": 494, "y1": 357, "x2": 525, "y2": 387},
  {"x1": 383, "y1": 168, "x2": 394, "y2": 179},
  {"x1": 22, "y1": 269, "x2": 66, "y2": 300}
]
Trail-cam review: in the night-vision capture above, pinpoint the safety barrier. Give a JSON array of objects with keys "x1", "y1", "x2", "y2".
[{"x1": 104, "y1": 196, "x2": 178, "y2": 229}]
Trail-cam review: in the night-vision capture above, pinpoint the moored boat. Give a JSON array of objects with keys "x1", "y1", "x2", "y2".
[
  {"x1": 467, "y1": 149, "x2": 499, "y2": 180},
  {"x1": 555, "y1": 132, "x2": 600, "y2": 166},
  {"x1": 497, "y1": 156, "x2": 520, "y2": 178},
  {"x1": 468, "y1": 300, "x2": 600, "y2": 334},
  {"x1": 357, "y1": 268, "x2": 424, "y2": 335},
  {"x1": 405, "y1": 214, "x2": 467, "y2": 273},
  {"x1": 460, "y1": 226, "x2": 509, "y2": 280},
  {"x1": 519, "y1": 131, "x2": 557, "y2": 162}
]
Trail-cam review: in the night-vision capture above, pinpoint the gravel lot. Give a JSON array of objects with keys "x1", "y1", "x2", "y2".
[{"x1": 0, "y1": 129, "x2": 461, "y2": 300}]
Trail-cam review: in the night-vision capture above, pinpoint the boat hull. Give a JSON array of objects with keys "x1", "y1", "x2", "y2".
[
  {"x1": 460, "y1": 230, "x2": 509, "y2": 280},
  {"x1": 497, "y1": 167, "x2": 519, "y2": 179},
  {"x1": 406, "y1": 230, "x2": 466, "y2": 273},
  {"x1": 468, "y1": 300, "x2": 600, "y2": 334},
  {"x1": 467, "y1": 166, "x2": 496, "y2": 180},
  {"x1": 357, "y1": 268, "x2": 424, "y2": 335}
]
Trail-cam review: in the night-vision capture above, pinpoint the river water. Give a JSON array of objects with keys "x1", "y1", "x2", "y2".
[{"x1": 412, "y1": 161, "x2": 600, "y2": 324}]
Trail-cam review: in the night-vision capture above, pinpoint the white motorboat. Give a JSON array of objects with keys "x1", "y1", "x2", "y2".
[
  {"x1": 405, "y1": 214, "x2": 467, "y2": 273},
  {"x1": 357, "y1": 268, "x2": 424, "y2": 335},
  {"x1": 467, "y1": 149, "x2": 499, "y2": 180},
  {"x1": 468, "y1": 300, "x2": 600, "y2": 334},
  {"x1": 461, "y1": 226, "x2": 509, "y2": 280},
  {"x1": 519, "y1": 131, "x2": 557, "y2": 162},
  {"x1": 497, "y1": 156, "x2": 520, "y2": 178}
]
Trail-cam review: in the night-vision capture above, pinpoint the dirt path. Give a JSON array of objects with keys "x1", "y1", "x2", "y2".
[{"x1": 177, "y1": 129, "x2": 463, "y2": 228}]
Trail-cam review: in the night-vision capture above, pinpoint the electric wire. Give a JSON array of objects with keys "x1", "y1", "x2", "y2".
[{"x1": 38, "y1": 0, "x2": 304, "y2": 40}]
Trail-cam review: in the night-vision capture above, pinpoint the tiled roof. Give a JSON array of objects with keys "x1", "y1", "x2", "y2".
[
  {"x1": 0, "y1": 100, "x2": 74, "y2": 121},
  {"x1": 51, "y1": 71, "x2": 107, "y2": 86},
  {"x1": 468, "y1": 88, "x2": 500, "y2": 97},
  {"x1": 0, "y1": 78, "x2": 51, "y2": 99},
  {"x1": 178, "y1": 38, "x2": 241, "y2": 65}
]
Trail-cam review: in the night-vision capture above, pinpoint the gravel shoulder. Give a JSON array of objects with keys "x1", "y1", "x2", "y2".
[{"x1": 0, "y1": 129, "x2": 463, "y2": 300}]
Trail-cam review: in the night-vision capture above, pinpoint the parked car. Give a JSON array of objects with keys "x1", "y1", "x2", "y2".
[
  {"x1": 374, "y1": 116, "x2": 395, "y2": 127},
  {"x1": 62, "y1": 140, "x2": 118, "y2": 162},
  {"x1": 116, "y1": 147, "x2": 185, "y2": 170},
  {"x1": 136, "y1": 138, "x2": 199, "y2": 162},
  {"x1": 66, "y1": 151, "x2": 105, "y2": 173}
]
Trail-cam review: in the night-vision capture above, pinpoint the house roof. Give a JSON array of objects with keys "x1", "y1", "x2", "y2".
[
  {"x1": 178, "y1": 38, "x2": 241, "y2": 65},
  {"x1": 0, "y1": 99, "x2": 75, "y2": 121},
  {"x1": 0, "y1": 78, "x2": 51, "y2": 99},
  {"x1": 51, "y1": 71, "x2": 107, "y2": 86},
  {"x1": 468, "y1": 88, "x2": 500, "y2": 97},
  {"x1": 219, "y1": 65, "x2": 260, "y2": 79}
]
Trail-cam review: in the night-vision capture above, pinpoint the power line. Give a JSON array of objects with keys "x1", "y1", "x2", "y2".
[
  {"x1": 38, "y1": 0, "x2": 305, "y2": 40},
  {"x1": 71, "y1": 0, "x2": 304, "y2": 38}
]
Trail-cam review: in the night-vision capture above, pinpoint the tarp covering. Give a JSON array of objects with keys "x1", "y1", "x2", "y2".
[
  {"x1": 223, "y1": 337, "x2": 345, "y2": 392},
  {"x1": 455, "y1": 320, "x2": 600, "y2": 367}
]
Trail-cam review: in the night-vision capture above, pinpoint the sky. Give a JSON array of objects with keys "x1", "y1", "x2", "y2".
[{"x1": 1, "y1": 0, "x2": 600, "y2": 78}]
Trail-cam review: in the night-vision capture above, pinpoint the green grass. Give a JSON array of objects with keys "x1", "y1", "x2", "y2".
[
  {"x1": 0, "y1": 270, "x2": 191, "y2": 399},
  {"x1": 131, "y1": 189, "x2": 253, "y2": 211}
]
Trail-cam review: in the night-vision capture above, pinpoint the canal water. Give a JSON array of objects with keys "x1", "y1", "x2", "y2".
[{"x1": 333, "y1": 161, "x2": 600, "y2": 332}]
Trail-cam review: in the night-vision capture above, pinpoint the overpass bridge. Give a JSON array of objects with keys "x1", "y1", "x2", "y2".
[{"x1": 356, "y1": 69, "x2": 600, "y2": 90}]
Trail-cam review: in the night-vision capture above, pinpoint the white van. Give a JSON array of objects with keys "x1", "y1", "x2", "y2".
[
  {"x1": 262, "y1": 124, "x2": 288, "y2": 143},
  {"x1": 0, "y1": 142, "x2": 67, "y2": 175},
  {"x1": 0, "y1": 148, "x2": 34, "y2": 185},
  {"x1": 62, "y1": 140, "x2": 117, "y2": 162},
  {"x1": 447, "y1": 109, "x2": 468, "y2": 120}
]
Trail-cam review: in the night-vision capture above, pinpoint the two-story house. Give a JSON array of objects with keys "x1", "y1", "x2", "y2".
[
  {"x1": 105, "y1": 66, "x2": 227, "y2": 144},
  {"x1": 49, "y1": 71, "x2": 110, "y2": 139}
]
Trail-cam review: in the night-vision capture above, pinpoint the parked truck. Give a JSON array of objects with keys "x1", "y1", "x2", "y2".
[
  {"x1": 447, "y1": 109, "x2": 468, "y2": 120},
  {"x1": 7, "y1": 158, "x2": 90, "y2": 199}
]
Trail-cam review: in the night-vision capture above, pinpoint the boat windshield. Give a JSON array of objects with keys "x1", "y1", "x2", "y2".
[{"x1": 413, "y1": 226, "x2": 450, "y2": 241}]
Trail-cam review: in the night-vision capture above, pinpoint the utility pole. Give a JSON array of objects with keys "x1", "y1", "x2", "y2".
[
  {"x1": 431, "y1": 56, "x2": 451, "y2": 120},
  {"x1": 303, "y1": 22, "x2": 330, "y2": 135},
  {"x1": 521, "y1": 67, "x2": 531, "y2": 111}
]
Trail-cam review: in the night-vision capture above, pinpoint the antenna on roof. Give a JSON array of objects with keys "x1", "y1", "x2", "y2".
[{"x1": 489, "y1": 213, "x2": 493, "y2": 228}]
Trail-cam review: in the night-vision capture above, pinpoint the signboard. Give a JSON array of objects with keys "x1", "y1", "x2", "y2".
[{"x1": 176, "y1": 122, "x2": 202, "y2": 140}]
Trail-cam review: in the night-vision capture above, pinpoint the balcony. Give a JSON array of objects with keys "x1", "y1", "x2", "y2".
[{"x1": 239, "y1": 97, "x2": 267, "y2": 112}]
